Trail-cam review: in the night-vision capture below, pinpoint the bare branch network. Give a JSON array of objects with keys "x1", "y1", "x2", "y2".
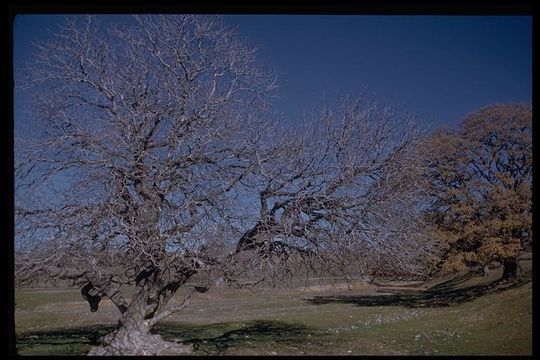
[{"x1": 14, "y1": 15, "x2": 442, "y2": 355}]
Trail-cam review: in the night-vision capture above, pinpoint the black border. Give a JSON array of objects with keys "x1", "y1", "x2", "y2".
[{"x1": 7, "y1": 0, "x2": 535, "y2": 15}]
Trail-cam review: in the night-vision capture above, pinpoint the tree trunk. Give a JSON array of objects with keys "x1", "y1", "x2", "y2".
[
  {"x1": 481, "y1": 264, "x2": 490, "y2": 277},
  {"x1": 501, "y1": 257, "x2": 521, "y2": 281},
  {"x1": 87, "y1": 294, "x2": 193, "y2": 356},
  {"x1": 87, "y1": 320, "x2": 192, "y2": 356},
  {"x1": 87, "y1": 268, "x2": 196, "y2": 356}
]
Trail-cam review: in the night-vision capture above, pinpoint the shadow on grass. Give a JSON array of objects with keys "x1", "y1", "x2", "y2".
[
  {"x1": 156, "y1": 320, "x2": 314, "y2": 355},
  {"x1": 17, "y1": 320, "x2": 316, "y2": 355},
  {"x1": 16, "y1": 324, "x2": 116, "y2": 355},
  {"x1": 305, "y1": 273, "x2": 531, "y2": 309}
]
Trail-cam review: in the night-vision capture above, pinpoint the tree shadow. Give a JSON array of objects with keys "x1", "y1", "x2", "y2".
[
  {"x1": 16, "y1": 324, "x2": 116, "y2": 355},
  {"x1": 17, "y1": 320, "x2": 315, "y2": 355},
  {"x1": 305, "y1": 274, "x2": 531, "y2": 308},
  {"x1": 156, "y1": 320, "x2": 313, "y2": 354}
]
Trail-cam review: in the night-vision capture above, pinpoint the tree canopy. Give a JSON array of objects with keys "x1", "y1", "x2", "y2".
[{"x1": 424, "y1": 103, "x2": 532, "y2": 278}]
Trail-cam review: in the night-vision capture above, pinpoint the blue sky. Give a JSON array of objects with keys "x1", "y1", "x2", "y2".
[{"x1": 13, "y1": 14, "x2": 532, "y2": 129}]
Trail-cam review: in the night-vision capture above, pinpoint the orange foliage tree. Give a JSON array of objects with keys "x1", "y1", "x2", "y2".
[{"x1": 425, "y1": 104, "x2": 532, "y2": 280}]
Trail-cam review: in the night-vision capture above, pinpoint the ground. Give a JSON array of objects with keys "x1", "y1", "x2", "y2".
[{"x1": 15, "y1": 260, "x2": 532, "y2": 356}]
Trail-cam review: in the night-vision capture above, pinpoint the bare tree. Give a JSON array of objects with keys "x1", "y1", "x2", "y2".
[
  {"x1": 226, "y1": 98, "x2": 441, "y2": 285},
  {"x1": 15, "y1": 15, "x2": 439, "y2": 355},
  {"x1": 16, "y1": 15, "x2": 276, "y2": 355}
]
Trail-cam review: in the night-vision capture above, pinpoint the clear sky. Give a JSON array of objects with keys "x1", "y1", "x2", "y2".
[{"x1": 13, "y1": 14, "x2": 532, "y2": 129}]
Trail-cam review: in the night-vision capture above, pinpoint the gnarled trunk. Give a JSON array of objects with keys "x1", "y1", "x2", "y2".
[
  {"x1": 88, "y1": 268, "x2": 197, "y2": 356},
  {"x1": 87, "y1": 313, "x2": 192, "y2": 356}
]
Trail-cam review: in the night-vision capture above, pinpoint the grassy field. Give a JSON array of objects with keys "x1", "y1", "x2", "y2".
[{"x1": 15, "y1": 261, "x2": 532, "y2": 356}]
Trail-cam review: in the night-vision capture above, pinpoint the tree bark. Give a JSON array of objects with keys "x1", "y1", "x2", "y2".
[
  {"x1": 87, "y1": 320, "x2": 192, "y2": 356},
  {"x1": 87, "y1": 292, "x2": 193, "y2": 356},
  {"x1": 87, "y1": 269, "x2": 196, "y2": 355}
]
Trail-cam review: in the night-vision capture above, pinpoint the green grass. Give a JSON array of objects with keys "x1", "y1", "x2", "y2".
[
  {"x1": 15, "y1": 262, "x2": 532, "y2": 356},
  {"x1": 15, "y1": 289, "x2": 83, "y2": 311}
]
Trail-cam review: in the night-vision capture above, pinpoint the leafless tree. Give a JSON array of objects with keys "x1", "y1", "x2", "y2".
[
  {"x1": 15, "y1": 15, "x2": 440, "y2": 355},
  {"x1": 226, "y1": 97, "x2": 441, "y2": 285},
  {"x1": 15, "y1": 15, "x2": 276, "y2": 355}
]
